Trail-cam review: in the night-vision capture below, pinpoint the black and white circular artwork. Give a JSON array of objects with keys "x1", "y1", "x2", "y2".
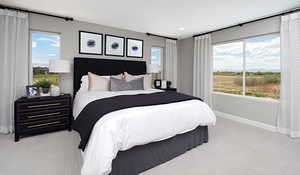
[
  {"x1": 87, "y1": 39, "x2": 96, "y2": 48},
  {"x1": 105, "y1": 35, "x2": 125, "y2": 56},
  {"x1": 111, "y1": 42, "x2": 119, "y2": 49},
  {"x1": 131, "y1": 46, "x2": 139, "y2": 51},
  {"x1": 127, "y1": 38, "x2": 143, "y2": 58},
  {"x1": 80, "y1": 31, "x2": 102, "y2": 55}
]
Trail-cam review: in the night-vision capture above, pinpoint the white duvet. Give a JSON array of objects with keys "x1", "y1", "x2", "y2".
[{"x1": 73, "y1": 89, "x2": 216, "y2": 175}]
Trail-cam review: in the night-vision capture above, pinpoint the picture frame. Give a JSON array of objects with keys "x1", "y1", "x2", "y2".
[
  {"x1": 26, "y1": 85, "x2": 40, "y2": 98},
  {"x1": 105, "y1": 34, "x2": 125, "y2": 57},
  {"x1": 126, "y1": 38, "x2": 144, "y2": 58},
  {"x1": 154, "y1": 79, "x2": 162, "y2": 88},
  {"x1": 79, "y1": 31, "x2": 103, "y2": 55}
]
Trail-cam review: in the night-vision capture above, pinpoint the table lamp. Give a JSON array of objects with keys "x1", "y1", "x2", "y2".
[
  {"x1": 49, "y1": 60, "x2": 70, "y2": 96},
  {"x1": 147, "y1": 64, "x2": 161, "y2": 79}
]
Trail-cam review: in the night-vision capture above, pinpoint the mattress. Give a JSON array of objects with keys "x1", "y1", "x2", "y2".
[{"x1": 73, "y1": 90, "x2": 216, "y2": 175}]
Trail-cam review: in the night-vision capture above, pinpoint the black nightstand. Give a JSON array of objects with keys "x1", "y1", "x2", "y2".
[
  {"x1": 157, "y1": 88, "x2": 177, "y2": 92},
  {"x1": 14, "y1": 94, "x2": 72, "y2": 142}
]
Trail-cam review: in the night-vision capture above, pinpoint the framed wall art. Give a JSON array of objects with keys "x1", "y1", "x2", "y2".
[
  {"x1": 126, "y1": 38, "x2": 143, "y2": 58},
  {"x1": 105, "y1": 34, "x2": 125, "y2": 57},
  {"x1": 79, "y1": 31, "x2": 103, "y2": 55}
]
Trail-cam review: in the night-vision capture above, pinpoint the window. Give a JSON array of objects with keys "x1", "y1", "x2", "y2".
[
  {"x1": 213, "y1": 34, "x2": 280, "y2": 99},
  {"x1": 31, "y1": 31, "x2": 60, "y2": 85},
  {"x1": 151, "y1": 47, "x2": 163, "y2": 79},
  {"x1": 151, "y1": 47, "x2": 163, "y2": 66}
]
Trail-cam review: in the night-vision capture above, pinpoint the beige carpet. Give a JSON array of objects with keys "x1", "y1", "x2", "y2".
[{"x1": 0, "y1": 117, "x2": 299, "y2": 175}]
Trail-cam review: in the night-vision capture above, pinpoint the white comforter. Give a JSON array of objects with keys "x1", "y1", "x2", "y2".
[{"x1": 73, "y1": 89, "x2": 216, "y2": 175}]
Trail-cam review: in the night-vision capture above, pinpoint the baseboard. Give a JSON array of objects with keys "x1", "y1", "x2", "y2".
[
  {"x1": 214, "y1": 110, "x2": 277, "y2": 132},
  {"x1": 277, "y1": 128, "x2": 300, "y2": 138},
  {"x1": 0, "y1": 127, "x2": 10, "y2": 134}
]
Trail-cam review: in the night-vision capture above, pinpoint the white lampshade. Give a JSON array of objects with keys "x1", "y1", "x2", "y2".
[
  {"x1": 147, "y1": 64, "x2": 161, "y2": 73},
  {"x1": 49, "y1": 60, "x2": 70, "y2": 73}
]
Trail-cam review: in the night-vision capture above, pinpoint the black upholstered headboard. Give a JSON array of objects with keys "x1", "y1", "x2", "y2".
[{"x1": 73, "y1": 57, "x2": 147, "y2": 95}]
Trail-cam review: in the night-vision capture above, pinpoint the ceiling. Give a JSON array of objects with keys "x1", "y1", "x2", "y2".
[{"x1": 1, "y1": 0, "x2": 300, "y2": 39}]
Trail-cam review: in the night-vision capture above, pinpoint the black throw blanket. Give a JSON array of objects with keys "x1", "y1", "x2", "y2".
[{"x1": 72, "y1": 91, "x2": 202, "y2": 150}]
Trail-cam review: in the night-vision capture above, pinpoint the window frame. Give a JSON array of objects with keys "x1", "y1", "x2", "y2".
[
  {"x1": 212, "y1": 33, "x2": 280, "y2": 100},
  {"x1": 150, "y1": 46, "x2": 164, "y2": 77},
  {"x1": 29, "y1": 30, "x2": 61, "y2": 84}
]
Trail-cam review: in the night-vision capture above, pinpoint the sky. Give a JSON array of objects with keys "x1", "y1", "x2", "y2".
[
  {"x1": 32, "y1": 32, "x2": 60, "y2": 67},
  {"x1": 151, "y1": 47, "x2": 162, "y2": 65},
  {"x1": 213, "y1": 35, "x2": 280, "y2": 72}
]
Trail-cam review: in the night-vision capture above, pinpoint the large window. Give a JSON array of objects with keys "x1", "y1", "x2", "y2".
[
  {"x1": 213, "y1": 34, "x2": 280, "y2": 99},
  {"x1": 31, "y1": 31, "x2": 60, "y2": 85}
]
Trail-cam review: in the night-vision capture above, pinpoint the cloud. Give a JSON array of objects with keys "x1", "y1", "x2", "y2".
[
  {"x1": 48, "y1": 53, "x2": 57, "y2": 57},
  {"x1": 37, "y1": 37, "x2": 60, "y2": 47},
  {"x1": 213, "y1": 35, "x2": 280, "y2": 72},
  {"x1": 32, "y1": 41, "x2": 37, "y2": 48}
]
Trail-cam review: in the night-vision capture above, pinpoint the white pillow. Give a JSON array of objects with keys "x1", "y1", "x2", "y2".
[
  {"x1": 78, "y1": 75, "x2": 89, "y2": 92},
  {"x1": 78, "y1": 75, "x2": 110, "y2": 92},
  {"x1": 88, "y1": 72, "x2": 110, "y2": 91},
  {"x1": 78, "y1": 73, "x2": 124, "y2": 92},
  {"x1": 124, "y1": 72, "x2": 152, "y2": 90}
]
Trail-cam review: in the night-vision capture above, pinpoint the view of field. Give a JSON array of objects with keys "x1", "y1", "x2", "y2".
[
  {"x1": 33, "y1": 74, "x2": 59, "y2": 85},
  {"x1": 214, "y1": 72, "x2": 280, "y2": 99}
]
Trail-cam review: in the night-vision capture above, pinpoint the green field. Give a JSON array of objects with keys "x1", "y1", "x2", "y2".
[
  {"x1": 33, "y1": 74, "x2": 59, "y2": 85},
  {"x1": 213, "y1": 72, "x2": 280, "y2": 99}
]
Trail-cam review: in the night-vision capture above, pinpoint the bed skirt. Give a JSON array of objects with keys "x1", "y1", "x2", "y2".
[{"x1": 110, "y1": 126, "x2": 208, "y2": 175}]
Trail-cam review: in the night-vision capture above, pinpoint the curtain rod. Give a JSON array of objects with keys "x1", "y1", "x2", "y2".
[
  {"x1": 0, "y1": 4, "x2": 74, "y2": 21},
  {"x1": 146, "y1": 33, "x2": 178, "y2": 41},
  {"x1": 193, "y1": 7, "x2": 300, "y2": 38}
]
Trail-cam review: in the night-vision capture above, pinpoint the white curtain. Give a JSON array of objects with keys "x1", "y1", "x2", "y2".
[
  {"x1": 193, "y1": 34, "x2": 213, "y2": 106},
  {"x1": 0, "y1": 10, "x2": 29, "y2": 133},
  {"x1": 165, "y1": 39, "x2": 177, "y2": 88},
  {"x1": 278, "y1": 12, "x2": 300, "y2": 138}
]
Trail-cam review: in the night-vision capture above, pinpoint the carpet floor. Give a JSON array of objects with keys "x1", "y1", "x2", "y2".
[{"x1": 0, "y1": 117, "x2": 299, "y2": 175}]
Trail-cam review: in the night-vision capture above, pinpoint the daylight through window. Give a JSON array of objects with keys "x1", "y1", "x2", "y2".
[
  {"x1": 151, "y1": 47, "x2": 163, "y2": 66},
  {"x1": 151, "y1": 47, "x2": 163, "y2": 79},
  {"x1": 213, "y1": 34, "x2": 280, "y2": 99},
  {"x1": 31, "y1": 31, "x2": 60, "y2": 85}
]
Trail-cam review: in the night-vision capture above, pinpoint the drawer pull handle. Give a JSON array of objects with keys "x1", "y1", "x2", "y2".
[
  {"x1": 27, "y1": 121, "x2": 61, "y2": 128},
  {"x1": 27, "y1": 103, "x2": 61, "y2": 108},
  {"x1": 27, "y1": 112, "x2": 61, "y2": 118}
]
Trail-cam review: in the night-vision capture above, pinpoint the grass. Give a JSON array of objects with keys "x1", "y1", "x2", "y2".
[
  {"x1": 213, "y1": 72, "x2": 280, "y2": 99},
  {"x1": 33, "y1": 74, "x2": 59, "y2": 85}
]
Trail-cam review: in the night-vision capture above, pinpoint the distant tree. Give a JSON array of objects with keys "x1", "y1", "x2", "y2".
[{"x1": 33, "y1": 67, "x2": 49, "y2": 75}]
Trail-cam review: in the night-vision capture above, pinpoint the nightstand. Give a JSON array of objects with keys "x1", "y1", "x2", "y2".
[
  {"x1": 14, "y1": 94, "x2": 72, "y2": 142},
  {"x1": 157, "y1": 88, "x2": 177, "y2": 92}
]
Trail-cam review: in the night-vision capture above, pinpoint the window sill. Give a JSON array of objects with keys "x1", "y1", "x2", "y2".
[{"x1": 212, "y1": 92, "x2": 280, "y2": 104}]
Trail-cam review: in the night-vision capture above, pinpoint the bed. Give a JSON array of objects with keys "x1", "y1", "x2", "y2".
[{"x1": 72, "y1": 57, "x2": 216, "y2": 175}]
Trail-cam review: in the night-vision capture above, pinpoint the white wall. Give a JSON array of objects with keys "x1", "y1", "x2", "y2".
[
  {"x1": 29, "y1": 14, "x2": 165, "y2": 94},
  {"x1": 178, "y1": 16, "x2": 281, "y2": 126}
]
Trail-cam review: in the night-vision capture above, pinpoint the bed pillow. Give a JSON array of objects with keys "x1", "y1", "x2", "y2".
[
  {"x1": 79, "y1": 75, "x2": 89, "y2": 92},
  {"x1": 111, "y1": 77, "x2": 144, "y2": 91},
  {"x1": 124, "y1": 72, "x2": 152, "y2": 90},
  {"x1": 88, "y1": 72, "x2": 110, "y2": 91},
  {"x1": 78, "y1": 73, "x2": 124, "y2": 92}
]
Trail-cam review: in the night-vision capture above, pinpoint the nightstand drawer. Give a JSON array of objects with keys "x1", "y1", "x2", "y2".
[
  {"x1": 14, "y1": 94, "x2": 72, "y2": 142},
  {"x1": 18, "y1": 118, "x2": 68, "y2": 132},
  {"x1": 18, "y1": 99, "x2": 69, "y2": 112},
  {"x1": 18, "y1": 108, "x2": 69, "y2": 122}
]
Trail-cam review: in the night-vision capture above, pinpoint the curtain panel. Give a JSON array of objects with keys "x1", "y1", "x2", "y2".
[
  {"x1": 278, "y1": 12, "x2": 300, "y2": 138},
  {"x1": 165, "y1": 39, "x2": 178, "y2": 88},
  {"x1": 0, "y1": 9, "x2": 29, "y2": 133},
  {"x1": 193, "y1": 34, "x2": 213, "y2": 107}
]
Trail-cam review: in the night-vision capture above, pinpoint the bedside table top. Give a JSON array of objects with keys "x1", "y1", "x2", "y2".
[
  {"x1": 16, "y1": 94, "x2": 71, "y2": 103},
  {"x1": 156, "y1": 87, "x2": 177, "y2": 91}
]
